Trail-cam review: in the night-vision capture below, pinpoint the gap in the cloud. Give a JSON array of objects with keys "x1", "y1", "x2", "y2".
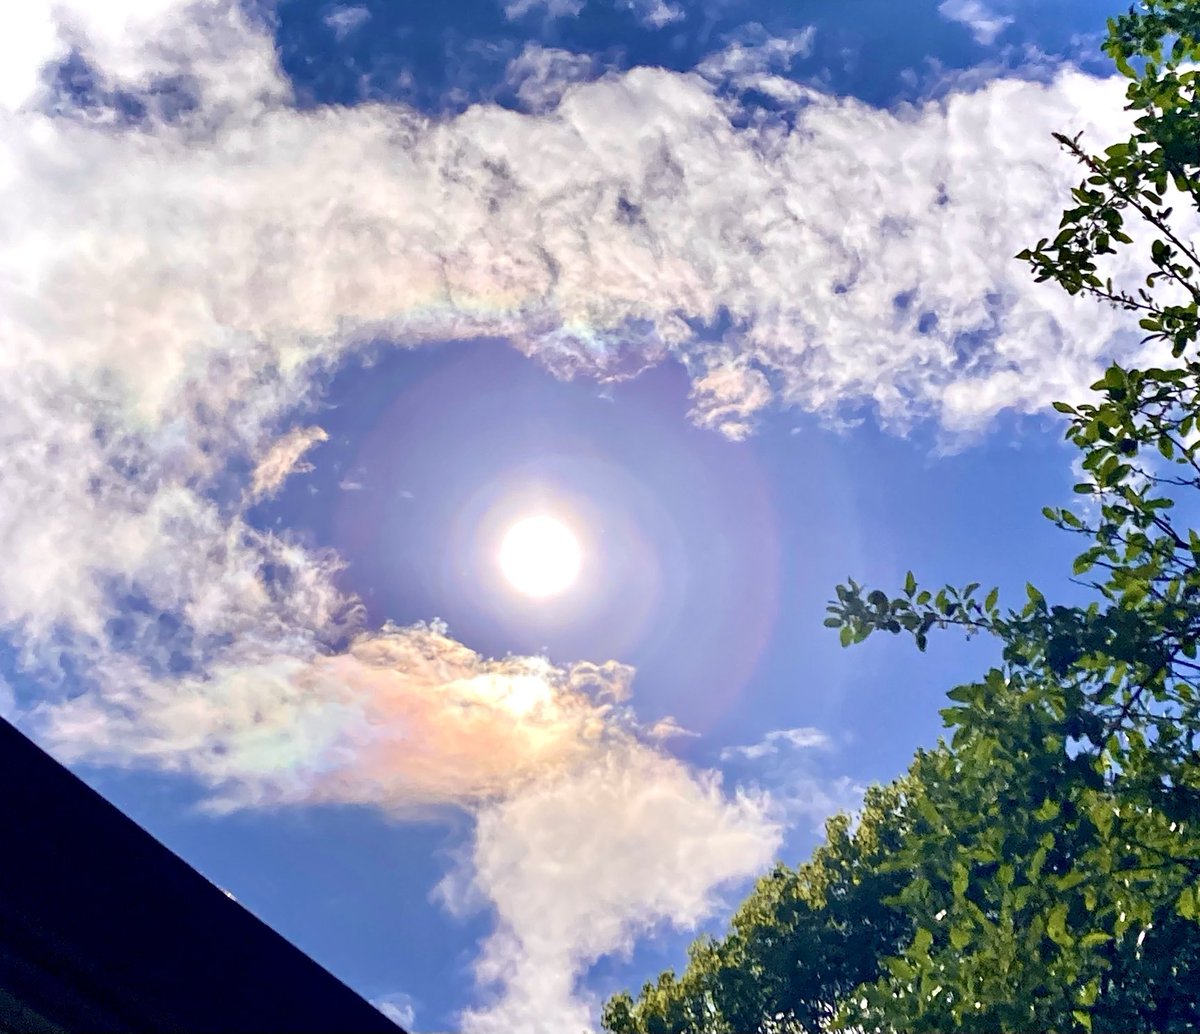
[
  {"x1": 251, "y1": 336, "x2": 786, "y2": 738},
  {"x1": 40, "y1": 49, "x2": 203, "y2": 126},
  {"x1": 249, "y1": 332, "x2": 1091, "y2": 767},
  {"x1": 268, "y1": 0, "x2": 1115, "y2": 116}
]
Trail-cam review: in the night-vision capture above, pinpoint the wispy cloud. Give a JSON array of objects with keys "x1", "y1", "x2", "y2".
[
  {"x1": 688, "y1": 353, "x2": 774, "y2": 441},
  {"x1": 323, "y1": 5, "x2": 371, "y2": 40},
  {"x1": 938, "y1": 0, "x2": 1014, "y2": 46},
  {"x1": 249, "y1": 425, "x2": 328, "y2": 501},
  {"x1": 696, "y1": 24, "x2": 816, "y2": 88},
  {"x1": 372, "y1": 991, "x2": 417, "y2": 1029},
  {"x1": 619, "y1": 0, "x2": 682, "y2": 29},
  {"x1": 720, "y1": 725, "x2": 831, "y2": 761},
  {"x1": 503, "y1": 0, "x2": 585, "y2": 20},
  {"x1": 504, "y1": 43, "x2": 599, "y2": 113},
  {"x1": 719, "y1": 727, "x2": 863, "y2": 834}
]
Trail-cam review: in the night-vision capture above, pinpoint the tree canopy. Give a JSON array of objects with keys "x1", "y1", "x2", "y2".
[{"x1": 604, "y1": 3, "x2": 1200, "y2": 1031}]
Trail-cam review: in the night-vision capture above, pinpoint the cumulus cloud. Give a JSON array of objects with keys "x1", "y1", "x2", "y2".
[
  {"x1": 0, "y1": 1, "x2": 1178, "y2": 1027},
  {"x1": 504, "y1": 43, "x2": 599, "y2": 113},
  {"x1": 443, "y1": 748, "x2": 780, "y2": 1033},
  {"x1": 939, "y1": 0, "x2": 1014, "y2": 46},
  {"x1": 249, "y1": 425, "x2": 329, "y2": 501}
]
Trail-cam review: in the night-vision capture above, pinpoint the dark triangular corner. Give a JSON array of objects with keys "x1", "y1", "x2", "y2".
[{"x1": 0, "y1": 717, "x2": 407, "y2": 1033}]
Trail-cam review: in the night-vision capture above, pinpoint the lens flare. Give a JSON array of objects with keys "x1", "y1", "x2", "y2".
[{"x1": 499, "y1": 515, "x2": 582, "y2": 598}]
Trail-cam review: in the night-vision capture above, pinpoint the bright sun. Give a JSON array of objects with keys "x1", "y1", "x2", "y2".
[{"x1": 498, "y1": 514, "x2": 582, "y2": 598}]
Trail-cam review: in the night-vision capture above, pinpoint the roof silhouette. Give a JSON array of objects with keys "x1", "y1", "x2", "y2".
[{"x1": 0, "y1": 716, "x2": 407, "y2": 1033}]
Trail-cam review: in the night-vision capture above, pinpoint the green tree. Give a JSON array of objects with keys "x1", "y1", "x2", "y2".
[
  {"x1": 601, "y1": 781, "x2": 915, "y2": 1034},
  {"x1": 827, "y1": 1, "x2": 1200, "y2": 1027},
  {"x1": 606, "y1": 2, "x2": 1200, "y2": 1030}
]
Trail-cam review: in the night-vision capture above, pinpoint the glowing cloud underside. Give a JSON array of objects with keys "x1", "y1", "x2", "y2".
[{"x1": 0, "y1": 0, "x2": 1175, "y2": 1029}]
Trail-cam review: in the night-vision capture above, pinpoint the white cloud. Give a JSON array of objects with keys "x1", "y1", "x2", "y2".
[
  {"x1": 249, "y1": 425, "x2": 328, "y2": 501},
  {"x1": 373, "y1": 991, "x2": 417, "y2": 1029},
  {"x1": 718, "y1": 728, "x2": 860, "y2": 835},
  {"x1": 504, "y1": 44, "x2": 598, "y2": 113},
  {"x1": 501, "y1": 0, "x2": 679, "y2": 25},
  {"x1": 324, "y1": 5, "x2": 371, "y2": 40},
  {"x1": 688, "y1": 353, "x2": 774, "y2": 441},
  {"x1": 697, "y1": 25, "x2": 816, "y2": 87},
  {"x1": 36, "y1": 621, "x2": 634, "y2": 813},
  {"x1": 720, "y1": 725, "x2": 831, "y2": 761},
  {"x1": 503, "y1": 0, "x2": 585, "y2": 20},
  {"x1": 443, "y1": 747, "x2": 780, "y2": 1034},
  {"x1": 619, "y1": 0, "x2": 683, "y2": 29},
  {"x1": 939, "y1": 0, "x2": 1014, "y2": 46}
]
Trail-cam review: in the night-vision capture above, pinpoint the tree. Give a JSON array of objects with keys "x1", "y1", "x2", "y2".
[
  {"x1": 601, "y1": 781, "x2": 915, "y2": 1034},
  {"x1": 606, "y1": 3, "x2": 1200, "y2": 1030},
  {"x1": 827, "y1": 1, "x2": 1200, "y2": 1027}
]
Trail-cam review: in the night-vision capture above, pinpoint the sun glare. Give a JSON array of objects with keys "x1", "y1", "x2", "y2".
[{"x1": 498, "y1": 515, "x2": 582, "y2": 598}]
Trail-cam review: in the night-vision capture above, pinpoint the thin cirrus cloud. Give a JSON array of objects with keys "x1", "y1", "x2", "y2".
[
  {"x1": 503, "y1": 0, "x2": 683, "y2": 28},
  {"x1": 720, "y1": 725, "x2": 832, "y2": 762},
  {"x1": 503, "y1": 0, "x2": 586, "y2": 20},
  {"x1": 324, "y1": 4, "x2": 371, "y2": 41},
  {"x1": 694, "y1": 24, "x2": 817, "y2": 88},
  {"x1": 0, "y1": 0, "x2": 1177, "y2": 1029}
]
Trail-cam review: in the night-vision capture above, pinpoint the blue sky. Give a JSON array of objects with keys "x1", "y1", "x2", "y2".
[{"x1": 0, "y1": 0, "x2": 1165, "y2": 1031}]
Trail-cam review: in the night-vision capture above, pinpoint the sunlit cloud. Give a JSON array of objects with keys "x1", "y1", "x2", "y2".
[
  {"x1": 249, "y1": 425, "x2": 329, "y2": 502},
  {"x1": 441, "y1": 747, "x2": 780, "y2": 1033}
]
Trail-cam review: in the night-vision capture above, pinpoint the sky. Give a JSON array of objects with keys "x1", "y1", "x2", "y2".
[{"x1": 0, "y1": 1, "x2": 1191, "y2": 1031}]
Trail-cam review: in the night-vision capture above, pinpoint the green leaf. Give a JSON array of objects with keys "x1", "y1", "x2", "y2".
[
  {"x1": 904, "y1": 570, "x2": 917, "y2": 597},
  {"x1": 1178, "y1": 885, "x2": 1199, "y2": 921},
  {"x1": 1048, "y1": 902, "x2": 1073, "y2": 948},
  {"x1": 912, "y1": 927, "x2": 933, "y2": 957},
  {"x1": 1035, "y1": 798, "x2": 1061, "y2": 822}
]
